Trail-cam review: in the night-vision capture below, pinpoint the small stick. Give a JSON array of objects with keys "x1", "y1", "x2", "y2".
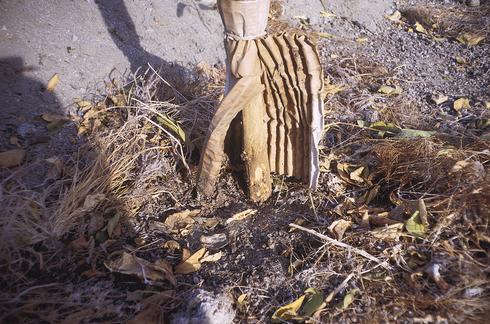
[
  {"x1": 289, "y1": 223, "x2": 392, "y2": 270},
  {"x1": 325, "y1": 273, "x2": 355, "y2": 303}
]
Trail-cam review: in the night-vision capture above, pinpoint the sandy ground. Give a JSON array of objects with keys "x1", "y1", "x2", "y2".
[
  {"x1": 0, "y1": 0, "x2": 394, "y2": 155},
  {"x1": 0, "y1": 0, "x2": 224, "y2": 110}
]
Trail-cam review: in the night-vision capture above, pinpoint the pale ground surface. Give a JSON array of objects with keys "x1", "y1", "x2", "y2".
[{"x1": 0, "y1": 0, "x2": 393, "y2": 152}]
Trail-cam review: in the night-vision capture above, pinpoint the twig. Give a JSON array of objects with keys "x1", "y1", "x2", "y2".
[
  {"x1": 325, "y1": 273, "x2": 355, "y2": 303},
  {"x1": 289, "y1": 223, "x2": 392, "y2": 270}
]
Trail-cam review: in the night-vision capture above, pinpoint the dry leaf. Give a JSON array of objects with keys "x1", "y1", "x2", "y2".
[
  {"x1": 405, "y1": 211, "x2": 426, "y2": 237},
  {"x1": 431, "y1": 93, "x2": 448, "y2": 105},
  {"x1": 105, "y1": 252, "x2": 176, "y2": 285},
  {"x1": 237, "y1": 293, "x2": 247, "y2": 308},
  {"x1": 163, "y1": 240, "x2": 181, "y2": 251},
  {"x1": 181, "y1": 248, "x2": 191, "y2": 261},
  {"x1": 226, "y1": 209, "x2": 257, "y2": 224},
  {"x1": 455, "y1": 56, "x2": 467, "y2": 65},
  {"x1": 340, "y1": 289, "x2": 359, "y2": 309},
  {"x1": 272, "y1": 294, "x2": 306, "y2": 323},
  {"x1": 328, "y1": 219, "x2": 352, "y2": 240},
  {"x1": 46, "y1": 73, "x2": 60, "y2": 92},
  {"x1": 127, "y1": 291, "x2": 176, "y2": 324},
  {"x1": 414, "y1": 22, "x2": 428, "y2": 35},
  {"x1": 356, "y1": 37, "x2": 368, "y2": 44},
  {"x1": 164, "y1": 209, "x2": 200, "y2": 230},
  {"x1": 302, "y1": 288, "x2": 324, "y2": 317},
  {"x1": 156, "y1": 115, "x2": 186, "y2": 144},
  {"x1": 485, "y1": 101, "x2": 490, "y2": 109},
  {"x1": 378, "y1": 85, "x2": 402, "y2": 96},
  {"x1": 349, "y1": 166, "x2": 365, "y2": 183},
  {"x1": 0, "y1": 149, "x2": 26, "y2": 168},
  {"x1": 76, "y1": 100, "x2": 93, "y2": 113},
  {"x1": 456, "y1": 32, "x2": 485, "y2": 46},
  {"x1": 82, "y1": 194, "x2": 105, "y2": 211},
  {"x1": 454, "y1": 98, "x2": 471, "y2": 111},
  {"x1": 175, "y1": 248, "x2": 206, "y2": 274},
  {"x1": 200, "y1": 251, "x2": 222, "y2": 263},
  {"x1": 9, "y1": 136, "x2": 20, "y2": 147},
  {"x1": 323, "y1": 78, "x2": 344, "y2": 96},
  {"x1": 41, "y1": 113, "x2": 68, "y2": 123},
  {"x1": 317, "y1": 32, "x2": 335, "y2": 39},
  {"x1": 320, "y1": 10, "x2": 336, "y2": 18},
  {"x1": 371, "y1": 223, "x2": 404, "y2": 241},
  {"x1": 386, "y1": 11, "x2": 401, "y2": 22}
]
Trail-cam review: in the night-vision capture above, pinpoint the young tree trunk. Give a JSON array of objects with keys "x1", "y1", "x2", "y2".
[{"x1": 242, "y1": 91, "x2": 272, "y2": 202}]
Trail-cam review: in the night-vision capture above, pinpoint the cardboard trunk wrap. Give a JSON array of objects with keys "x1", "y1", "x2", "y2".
[{"x1": 197, "y1": 0, "x2": 324, "y2": 200}]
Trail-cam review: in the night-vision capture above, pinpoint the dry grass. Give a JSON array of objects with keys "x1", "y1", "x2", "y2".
[
  {"x1": 1, "y1": 5, "x2": 489, "y2": 321},
  {"x1": 402, "y1": 2, "x2": 490, "y2": 40}
]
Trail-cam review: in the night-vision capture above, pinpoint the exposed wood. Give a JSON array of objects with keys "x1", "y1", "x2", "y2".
[{"x1": 242, "y1": 90, "x2": 272, "y2": 203}]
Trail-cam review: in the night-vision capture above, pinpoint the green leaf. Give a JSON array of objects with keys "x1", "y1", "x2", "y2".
[
  {"x1": 405, "y1": 210, "x2": 426, "y2": 237},
  {"x1": 397, "y1": 128, "x2": 436, "y2": 139},
  {"x1": 369, "y1": 121, "x2": 400, "y2": 134},
  {"x1": 340, "y1": 289, "x2": 359, "y2": 309},
  {"x1": 302, "y1": 288, "x2": 324, "y2": 317},
  {"x1": 156, "y1": 115, "x2": 186, "y2": 144}
]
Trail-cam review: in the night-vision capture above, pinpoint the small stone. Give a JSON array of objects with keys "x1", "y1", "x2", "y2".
[
  {"x1": 466, "y1": 0, "x2": 480, "y2": 6},
  {"x1": 171, "y1": 289, "x2": 235, "y2": 324},
  {"x1": 200, "y1": 233, "x2": 228, "y2": 250}
]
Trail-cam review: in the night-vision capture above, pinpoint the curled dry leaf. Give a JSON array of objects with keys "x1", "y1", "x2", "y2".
[
  {"x1": 41, "y1": 113, "x2": 69, "y2": 123},
  {"x1": 317, "y1": 32, "x2": 335, "y2": 39},
  {"x1": 82, "y1": 194, "x2": 106, "y2": 211},
  {"x1": 320, "y1": 10, "x2": 336, "y2": 18},
  {"x1": 371, "y1": 223, "x2": 404, "y2": 241},
  {"x1": 302, "y1": 288, "x2": 324, "y2": 317},
  {"x1": 431, "y1": 93, "x2": 448, "y2": 105},
  {"x1": 175, "y1": 247, "x2": 206, "y2": 274},
  {"x1": 454, "y1": 98, "x2": 471, "y2": 111},
  {"x1": 272, "y1": 294, "x2": 306, "y2": 323},
  {"x1": 414, "y1": 22, "x2": 428, "y2": 35},
  {"x1": 163, "y1": 240, "x2": 181, "y2": 251},
  {"x1": 0, "y1": 149, "x2": 26, "y2": 168},
  {"x1": 328, "y1": 219, "x2": 352, "y2": 240},
  {"x1": 405, "y1": 211, "x2": 426, "y2": 237},
  {"x1": 237, "y1": 293, "x2": 247, "y2": 309},
  {"x1": 200, "y1": 251, "x2": 222, "y2": 263},
  {"x1": 76, "y1": 100, "x2": 93, "y2": 112},
  {"x1": 46, "y1": 73, "x2": 60, "y2": 92},
  {"x1": 105, "y1": 252, "x2": 176, "y2": 285},
  {"x1": 226, "y1": 209, "x2": 257, "y2": 224},
  {"x1": 339, "y1": 289, "x2": 359, "y2": 309},
  {"x1": 456, "y1": 33, "x2": 485, "y2": 46},
  {"x1": 378, "y1": 85, "x2": 402, "y2": 96},
  {"x1": 385, "y1": 10, "x2": 401, "y2": 22},
  {"x1": 164, "y1": 209, "x2": 200, "y2": 230}
]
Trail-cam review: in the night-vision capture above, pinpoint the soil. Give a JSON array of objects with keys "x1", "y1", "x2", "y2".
[{"x1": 1, "y1": 0, "x2": 489, "y2": 323}]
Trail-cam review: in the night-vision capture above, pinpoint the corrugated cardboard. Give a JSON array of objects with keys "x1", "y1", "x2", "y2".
[{"x1": 197, "y1": 0, "x2": 324, "y2": 198}]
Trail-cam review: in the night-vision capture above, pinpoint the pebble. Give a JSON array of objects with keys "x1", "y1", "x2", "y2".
[
  {"x1": 200, "y1": 233, "x2": 228, "y2": 250},
  {"x1": 171, "y1": 289, "x2": 235, "y2": 324}
]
